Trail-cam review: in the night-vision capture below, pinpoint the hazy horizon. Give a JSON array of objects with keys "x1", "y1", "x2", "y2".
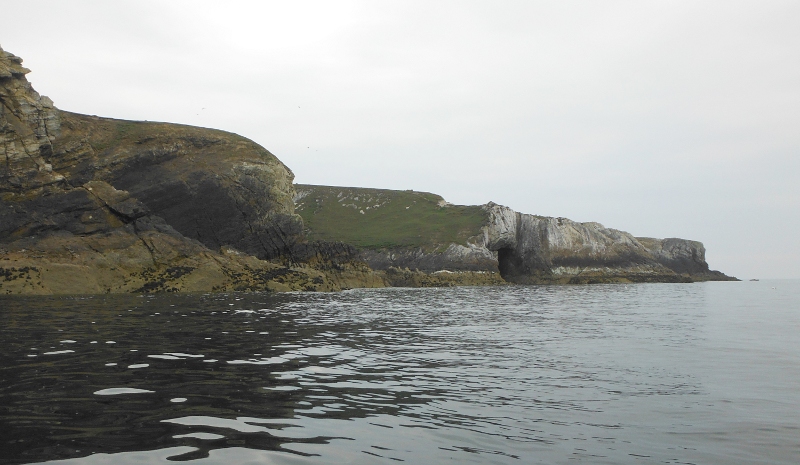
[{"x1": 2, "y1": 0, "x2": 798, "y2": 279}]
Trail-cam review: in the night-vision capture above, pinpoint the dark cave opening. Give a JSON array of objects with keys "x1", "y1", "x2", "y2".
[{"x1": 497, "y1": 247, "x2": 524, "y2": 281}]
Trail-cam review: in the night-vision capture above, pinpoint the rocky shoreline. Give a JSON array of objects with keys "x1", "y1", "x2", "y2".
[
  {"x1": 0, "y1": 46, "x2": 735, "y2": 295},
  {"x1": 296, "y1": 187, "x2": 734, "y2": 285}
]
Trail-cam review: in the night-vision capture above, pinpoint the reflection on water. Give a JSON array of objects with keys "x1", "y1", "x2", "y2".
[{"x1": 1, "y1": 283, "x2": 799, "y2": 464}]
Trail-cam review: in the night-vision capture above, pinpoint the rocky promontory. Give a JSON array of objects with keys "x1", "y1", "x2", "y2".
[
  {"x1": 1, "y1": 47, "x2": 735, "y2": 295},
  {"x1": 295, "y1": 186, "x2": 735, "y2": 284}
]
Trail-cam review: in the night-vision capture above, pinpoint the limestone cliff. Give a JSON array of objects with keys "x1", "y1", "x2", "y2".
[
  {"x1": 296, "y1": 185, "x2": 736, "y2": 283},
  {"x1": 480, "y1": 203, "x2": 702, "y2": 283}
]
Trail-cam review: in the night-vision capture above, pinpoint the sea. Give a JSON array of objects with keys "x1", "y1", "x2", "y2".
[{"x1": 1, "y1": 280, "x2": 798, "y2": 465}]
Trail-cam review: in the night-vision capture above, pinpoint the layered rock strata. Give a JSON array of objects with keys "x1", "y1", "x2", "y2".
[{"x1": 636, "y1": 237, "x2": 732, "y2": 281}]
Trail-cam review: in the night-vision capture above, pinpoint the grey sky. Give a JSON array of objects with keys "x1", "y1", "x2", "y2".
[{"x1": 2, "y1": 0, "x2": 798, "y2": 278}]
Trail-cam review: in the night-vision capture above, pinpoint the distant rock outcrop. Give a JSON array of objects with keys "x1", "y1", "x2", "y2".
[
  {"x1": 296, "y1": 186, "x2": 737, "y2": 283},
  {"x1": 479, "y1": 203, "x2": 675, "y2": 283},
  {"x1": 636, "y1": 237, "x2": 732, "y2": 281},
  {"x1": 479, "y1": 203, "x2": 733, "y2": 283}
]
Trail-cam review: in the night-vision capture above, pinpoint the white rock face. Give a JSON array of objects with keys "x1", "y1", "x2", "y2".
[
  {"x1": 481, "y1": 202, "x2": 518, "y2": 250},
  {"x1": 496, "y1": 213, "x2": 673, "y2": 280},
  {"x1": 441, "y1": 242, "x2": 496, "y2": 264},
  {"x1": 536, "y1": 217, "x2": 647, "y2": 258},
  {"x1": 358, "y1": 198, "x2": 720, "y2": 282}
]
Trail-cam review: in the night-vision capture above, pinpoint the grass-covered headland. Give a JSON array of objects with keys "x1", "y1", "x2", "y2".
[{"x1": 294, "y1": 185, "x2": 487, "y2": 250}]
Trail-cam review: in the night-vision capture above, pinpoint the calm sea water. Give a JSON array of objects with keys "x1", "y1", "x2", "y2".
[{"x1": 1, "y1": 281, "x2": 798, "y2": 464}]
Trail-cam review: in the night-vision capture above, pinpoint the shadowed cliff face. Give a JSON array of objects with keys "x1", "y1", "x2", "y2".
[
  {"x1": 52, "y1": 112, "x2": 303, "y2": 260},
  {"x1": 1, "y1": 46, "x2": 303, "y2": 261},
  {"x1": 635, "y1": 237, "x2": 732, "y2": 281}
]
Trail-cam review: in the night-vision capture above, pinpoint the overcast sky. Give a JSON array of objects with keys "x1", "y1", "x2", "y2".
[{"x1": 2, "y1": 0, "x2": 798, "y2": 279}]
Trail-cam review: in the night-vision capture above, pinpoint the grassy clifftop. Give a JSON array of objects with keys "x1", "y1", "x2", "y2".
[{"x1": 294, "y1": 185, "x2": 487, "y2": 249}]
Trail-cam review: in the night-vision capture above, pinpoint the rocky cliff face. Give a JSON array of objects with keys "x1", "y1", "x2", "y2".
[
  {"x1": 1, "y1": 47, "x2": 734, "y2": 295},
  {"x1": 52, "y1": 112, "x2": 303, "y2": 260},
  {"x1": 0, "y1": 46, "x2": 373, "y2": 294},
  {"x1": 0, "y1": 47, "x2": 61, "y2": 192},
  {"x1": 296, "y1": 185, "x2": 735, "y2": 283},
  {"x1": 480, "y1": 203, "x2": 694, "y2": 283},
  {"x1": 356, "y1": 202, "x2": 698, "y2": 283},
  {"x1": 635, "y1": 237, "x2": 731, "y2": 281}
]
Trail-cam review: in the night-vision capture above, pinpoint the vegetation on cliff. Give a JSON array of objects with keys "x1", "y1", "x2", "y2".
[{"x1": 295, "y1": 185, "x2": 486, "y2": 250}]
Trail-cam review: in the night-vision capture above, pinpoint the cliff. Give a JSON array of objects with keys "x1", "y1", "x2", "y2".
[
  {"x1": 1, "y1": 47, "x2": 734, "y2": 295},
  {"x1": 295, "y1": 185, "x2": 736, "y2": 283},
  {"x1": 635, "y1": 237, "x2": 732, "y2": 281},
  {"x1": 1, "y1": 46, "x2": 378, "y2": 294}
]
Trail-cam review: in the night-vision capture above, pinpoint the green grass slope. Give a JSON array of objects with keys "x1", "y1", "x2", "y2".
[{"x1": 294, "y1": 185, "x2": 487, "y2": 250}]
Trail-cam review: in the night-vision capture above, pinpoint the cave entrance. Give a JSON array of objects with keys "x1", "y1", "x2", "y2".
[{"x1": 497, "y1": 247, "x2": 524, "y2": 281}]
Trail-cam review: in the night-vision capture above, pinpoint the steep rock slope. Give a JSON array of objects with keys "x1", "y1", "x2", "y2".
[
  {"x1": 1, "y1": 46, "x2": 374, "y2": 294},
  {"x1": 482, "y1": 203, "x2": 707, "y2": 283},
  {"x1": 52, "y1": 112, "x2": 303, "y2": 260},
  {"x1": 296, "y1": 185, "x2": 736, "y2": 283}
]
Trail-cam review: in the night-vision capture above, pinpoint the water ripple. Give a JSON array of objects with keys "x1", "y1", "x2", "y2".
[{"x1": 1, "y1": 282, "x2": 799, "y2": 464}]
